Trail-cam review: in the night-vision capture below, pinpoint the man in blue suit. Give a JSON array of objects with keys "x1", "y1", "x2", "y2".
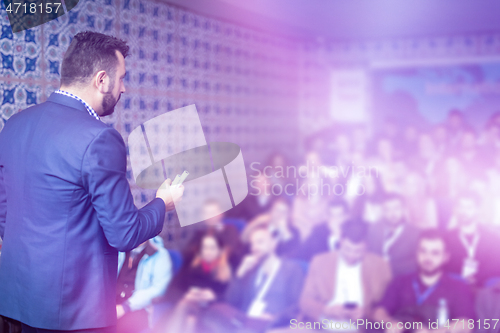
[{"x1": 0, "y1": 31, "x2": 184, "y2": 333}]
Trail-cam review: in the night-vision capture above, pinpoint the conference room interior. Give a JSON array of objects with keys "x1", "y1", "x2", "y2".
[{"x1": 1, "y1": 0, "x2": 500, "y2": 332}]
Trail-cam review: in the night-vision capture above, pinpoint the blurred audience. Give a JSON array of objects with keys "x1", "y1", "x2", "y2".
[
  {"x1": 295, "y1": 198, "x2": 349, "y2": 262},
  {"x1": 373, "y1": 229, "x2": 475, "y2": 333},
  {"x1": 228, "y1": 173, "x2": 276, "y2": 221},
  {"x1": 183, "y1": 199, "x2": 245, "y2": 270},
  {"x1": 203, "y1": 223, "x2": 304, "y2": 333},
  {"x1": 243, "y1": 197, "x2": 300, "y2": 258},
  {"x1": 116, "y1": 236, "x2": 172, "y2": 333},
  {"x1": 299, "y1": 220, "x2": 392, "y2": 325},
  {"x1": 109, "y1": 107, "x2": 500, "y2": 332},
  {"x1": 163, "y1": 231, "x2": 231, "y2": 333},
  {"x1": 446, "y1": 192, "x2": 500, "y2": 287},
  {"x1": 368, "y1": 193, "x2": 420, "y2": 278}
]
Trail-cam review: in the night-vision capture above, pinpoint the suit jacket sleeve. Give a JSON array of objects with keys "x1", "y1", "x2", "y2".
[
  {"x1": 0, "y1": 166, "x2": 6, "y2": 239},
  {"x1": 299, "y1": 256, "x2": 328, "y2": 321},
  {"x1": 274, "y1": 261, "x2": 305, "y2": 322},
  {"x1": 224, "y1": 271, "x2": 247, "y2": 310},
  {"x1": 365, "y1": 254, "x2": 393, "y2": 318},
  {"x1": 81, "y1": 127, "x2": 165, "y2": 252}
]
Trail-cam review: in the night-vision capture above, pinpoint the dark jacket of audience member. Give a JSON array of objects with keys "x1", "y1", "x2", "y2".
[
  {"x1": 475, "y1": 281, "x2": 500, "y2": 333},
  {"x1": 446, "y1": 226, "x2": 500, "y2": 286},
  {"x1": 224, "y1": 258, "x2": 304, "y2": 325},
  {"x1": 294, "y1": 223, "x2": 332, "y2": 262},
  {"x1": 274, "y1": 225, "x2": 301, "y2": 259},
  {"x1": 165, "y1": 262, "x2": 229, "y2": 305},
  {"x1": 166, "y1": 233, "x2": 232, "y2": 304},
  {"x1": 378, "y1": 272, "x2": 475, "y2": 325},
  {"x1": 368, "y1": 222, "x2": 420, "y2": 277},
  {"x1": 225, "y1": 194, "x2": 275, "y2": 222}
]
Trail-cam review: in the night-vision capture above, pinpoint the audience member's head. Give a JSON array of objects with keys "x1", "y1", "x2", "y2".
[
  {"x1": 270, "y1": 196, "x2": 291, "y2": 223},
  {"x1": 197, "y1": 232, "x2": 225, "y2": 263},
  {"x1": 201, "y1": 199, "x2": 224, "y2": 228},
  {"x1": 376, "y1": 137, "x2": 393, "y2": 161},
  {"x1": 192, "y1": 231, "x2": 231, "y2": 282},
  {"x1": 382, "y1": 193, "x2": 406, "y2": 226},
  {"x1": 60, "y1": 31, "x2": 129, "y2": 116},
  {"x1": 247, "y1": 224, "x2": 278, "y2": 260},
  {"x1": 454, "y1": 192, "x2": 480, "y2": 228},
  {"x1": 460, "y1": 128, "x2": 477, "y2": 151},
  {"x1": 432, "y1": 124, "x2": 449, "y2": 145},
  {"x1": 339, "y1": 220, "x2": 368, "y2": 266},
  {"x1": 418, "y1": 132, "x2": 436, "y2": 159},
  {"x1": 327, "y1": 199, "x2": 349, "y2": 232},
  {"x1": 416, "y1": 229, "x2": 449, "y2": 276}
]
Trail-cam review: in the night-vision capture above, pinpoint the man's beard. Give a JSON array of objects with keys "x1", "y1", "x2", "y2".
[
  {"x1": 101, "y1": 92, "x2": 120, "y2": 117},
  {"x1": 419, "y1": 264, "x2": 443, "y2": 276}
]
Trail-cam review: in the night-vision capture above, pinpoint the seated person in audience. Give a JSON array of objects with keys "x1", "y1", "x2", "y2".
[
  {"x1": 116, "y1": 236, "x2": 173, "y2": 333},
  {"x1": 446, "y1": 192, "x2": 500, "y2": 286},
  {"x1": 243, "y1": 196, "x2": 300, "y2": 258},
  {"x1": 373, "y1": 229, "x2": 475, "y2": 333},
  {"x1": 475, "y1": 279, "x2": 500, "y2": 333},
  {"x1": 368, "y1": 193, "x2": 420, "y2": 277},
  {"x1": 226, "y1": 173, "x2": 275, "y2": 221},
  {"x1": 163, "y1": 231, "x2": 232, "y2": 333},
  {"x1": 203, "y1": 223, "x2": 305, "y2": 333},
  {"x1": 300, "y1": 220, "x2": 391, "y2": 326},
  {"x1": 183, "y1": 199, "x2": 245, "y2": 270},
  {"x1": 295, "y1": 199, "x2": 349, "y2": 262},
  {"x1": 348, "y1": 175, "x2": 385, "y2": 224}
]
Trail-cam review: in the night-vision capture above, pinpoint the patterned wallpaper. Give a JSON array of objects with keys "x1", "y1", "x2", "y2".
[
  {"x1": 0, "y1": 0, "x2": 301, "y2": 247},
  {"x1": 3, "y1": 0, "x2": 500, "y2": 246}
]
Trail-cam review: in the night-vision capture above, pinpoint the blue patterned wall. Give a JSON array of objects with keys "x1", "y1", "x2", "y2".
[{"x1": 0, "y1": 0, "x2": 302, "y2": 247}]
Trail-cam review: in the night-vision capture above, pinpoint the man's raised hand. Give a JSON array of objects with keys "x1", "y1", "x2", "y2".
[{"x1": 156, "y1": 178, "x2": 184, "y2": 211}]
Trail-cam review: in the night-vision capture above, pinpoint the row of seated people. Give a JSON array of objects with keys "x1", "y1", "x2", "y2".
[{"x1": 114, "y1": 192, "x2": 500, "y2": 333}]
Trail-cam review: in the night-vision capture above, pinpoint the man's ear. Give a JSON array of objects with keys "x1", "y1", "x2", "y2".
[{"x1": 94, "y1": 70, "x2": 109, "y2": 93}]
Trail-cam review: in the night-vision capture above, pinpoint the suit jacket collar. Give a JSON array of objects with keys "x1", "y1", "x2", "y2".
[{"x1": 47, "y1": 92, "x2": 89, "y2": 115}]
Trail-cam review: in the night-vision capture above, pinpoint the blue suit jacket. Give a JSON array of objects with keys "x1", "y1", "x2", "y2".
[{"x1": 0, "y1": 93, "x2": 165, "y2": 330}]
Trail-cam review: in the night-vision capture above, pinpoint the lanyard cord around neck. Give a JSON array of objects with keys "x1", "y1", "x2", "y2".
[
  {"x1": 459, "y1": 231, "x2": 479, "y2": 258},
  {"x1": 413, "y1": 277, "x2": 440, "y2": 306}
]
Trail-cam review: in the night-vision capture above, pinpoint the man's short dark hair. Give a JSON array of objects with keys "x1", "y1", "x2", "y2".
[
  {"x1": 61, "y1": 31, "x2": 129, "y2": 87},
  {"x1": 418, "y1": 229, "x2": 448, "y2": 251},
  {"x1": 341, "y1": 219, "x2": 368, "y2": 244},
  {"x1": 244, "y1": 222, "x2": 274, "y2": 243}
]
